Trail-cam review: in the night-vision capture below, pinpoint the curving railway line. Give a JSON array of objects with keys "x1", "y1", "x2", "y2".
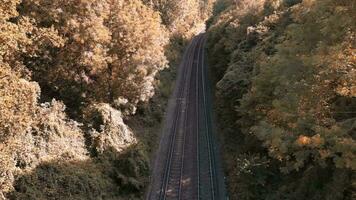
[{"x1": 147, "y1": 34, "x2": 226, "y2": 200}]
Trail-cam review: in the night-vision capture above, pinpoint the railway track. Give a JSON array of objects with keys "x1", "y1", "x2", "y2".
[
  {"x1": 197, "y1": 36, "x2": 215, "y2": 200},
  {"x1": 159, "y1": 35, "x2": 200, "y2": 200},
  {"x1": 147, "y1": 34, "x2": 226, "y2": 200}
]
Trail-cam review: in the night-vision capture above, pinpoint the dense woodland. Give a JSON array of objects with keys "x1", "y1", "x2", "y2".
[
  {"x1": 0, "y1": 0, "x2": 213, "y2": 199},
  {"x1": 1, "y1": 0, "x2": 355, "y2": 199},
  {"x1": 206, "y1": 0, "x2": 355, "y2": 199}
]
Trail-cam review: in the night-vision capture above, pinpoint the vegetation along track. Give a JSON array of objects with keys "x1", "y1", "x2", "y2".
[{"x1": 147, "y1": 34, "x2": 227, "y2": 200}]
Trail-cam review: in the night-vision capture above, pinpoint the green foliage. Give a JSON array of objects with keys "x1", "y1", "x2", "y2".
[
  {"x1": 207, "y1": 0, "x2": 356, "y2": 199},
  {"x1": 283, "y1": 0, "x2": 302, "y2": 7},
  {"x1": 7, "y1": 145, "x2": 148, "y2": 200},
  {"x1": 114, "y1": 146, "x2": 150, "y2": 195}
]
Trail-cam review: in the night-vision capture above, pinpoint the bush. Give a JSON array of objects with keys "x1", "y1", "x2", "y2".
[{"x1": 0, "y1": 64, "x2": 39, "y2": 142}]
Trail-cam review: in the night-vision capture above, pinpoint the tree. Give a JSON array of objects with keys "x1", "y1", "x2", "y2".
[
  {"x1": 0, "y1": 0, "x2": 63, "y2": 141},
  {"x1": 207, "y1": 0, "x2": 355, "y2": 199},
  {"x1": 142, "y1": 0, "x2": 215, "y2": 36},
  {"x1": 19, "y1": 0, "x2": 168, "y2": 114}
]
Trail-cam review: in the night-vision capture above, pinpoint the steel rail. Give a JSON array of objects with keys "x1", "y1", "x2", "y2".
[
  {"x1": 160, "y1": 41, "x2": 193, "y2": 200},
  {"x1": 182, "y1": 35, "x2": 203, "y2": 200},
  {"x1": 158, "y1": 41, "x2": 191, "y2": 200},
  {"x1": 158, "y1": 36, "x2": 200, "y2": 200},
  {"x1": 146, "y1": 34, "x2": 192, "y2": 200},
  {"x1": 195, "y1": 35, "x2": 204, "y2": 200},
  {"x1": 200, "y1": 35, "x2": 216, "y2": 200},
  {"x1": 177, "y1": 35, "x2": 200, "y2": 200}
]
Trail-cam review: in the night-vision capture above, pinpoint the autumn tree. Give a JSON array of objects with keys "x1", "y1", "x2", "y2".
[
  {"x1": 0, "y1": 0, "x2": 63, "y2": 141},
  {"x1": 207, "y1": 0, "x2": 355, "y2": 199},
  {"x1": 1, "y1": 0, "x2": 218, "y2": 199},
  {"x1": 19, "y1": 0, "x2": 168, "y2": 115},
  {"x1": 142, "y1": 0, "x2": 215, "y2": 36},
  {"x1": 99, "y1": 0, "x2": 168, "y2": 114}
]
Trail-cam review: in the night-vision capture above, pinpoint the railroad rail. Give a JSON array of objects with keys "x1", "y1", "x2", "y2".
[
  {"x1": 147, "y1": 34, "x2": 226, "y2": 200},
  {"x1": 159, "y1": 35, "x2": 200, "y2": 200}
]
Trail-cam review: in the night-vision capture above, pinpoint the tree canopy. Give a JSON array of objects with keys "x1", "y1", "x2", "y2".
[
  {"x1": 207, "y1": 0, "x2": 355, "y2": 199},
  {"x1": 0, "y1": 0, "x2": 214, "y2": 199}
]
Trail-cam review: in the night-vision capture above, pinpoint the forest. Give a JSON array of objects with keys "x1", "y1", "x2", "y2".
[
  {"x1": 0, "y1": 0, "x2": 355, "y2": 199},
  {"x1": 0, "y1": 0, "x2": 214, "y2": 199},
  {"x1": 206, "y1": 0, "x2": 355, "y2": 199}
]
